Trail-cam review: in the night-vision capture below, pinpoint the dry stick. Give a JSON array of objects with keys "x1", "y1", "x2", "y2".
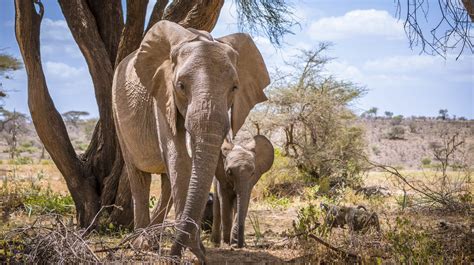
[
  {"x1": 80, "y1": 204, "x2": 123, "y2": 237},
  {"x1": 307, "y1": 233, "x2": 361, "y2": 260}
]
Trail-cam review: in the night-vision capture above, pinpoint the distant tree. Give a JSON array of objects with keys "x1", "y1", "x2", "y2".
[
  {"x1": 0, "y1": 109, "x2": 29, "y2": 158},
  {"x1": 62, "y1": 110, "x2": 90, "y2": 127},
  {"x1": 391, "y1": 115, "x2": 404, "y2": 125},
  {"x1": 438, "y1": 109, "x2": 449, "y2": 120},
  {"x1": 0, "y1": 52, "x2": 23, "y2": 98},
  {"x1": 384, "y1": 111, "x2": 393, "y2": 118},
  {"x1": 361, "y1": 107, "x2": 378, "y2": 118}
]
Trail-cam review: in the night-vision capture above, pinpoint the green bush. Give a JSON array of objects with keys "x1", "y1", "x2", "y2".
[
  {"x1": 391, "y1": 115, "x2": 403, "y2": 125},
  {"x1": 1, "y1": 173, "x2": 74, "y2": 218},
  {"x1": 387, "y1": 217, "x2": 443, "y2": 263},
  {"x1": 9, "y1": 157, "x2": 33, "y2": 165},
  {"x1": 387, "y1": 126, "x2": 405, "y2": 140},
  {"x1": 421, "y1": 158, "x2": 431, "y2": 166},
  {"x1": 292, "y1": 203, "x2": 324, "y2": 239}
]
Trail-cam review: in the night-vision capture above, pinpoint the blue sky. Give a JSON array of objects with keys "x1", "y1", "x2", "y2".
[{"x1": 1, "y1": 0, "x2": 473, "y2": 118}]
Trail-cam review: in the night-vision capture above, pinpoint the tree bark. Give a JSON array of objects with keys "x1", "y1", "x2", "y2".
[
  {"x1": 164, "y1": 0, "x2": 224, "y2": 32},
  {"x1": 14, "y1": 0, "x2": 100, "y2": 227},
  {"x1": 115, "y1": 0, "x2": 149, "y2": 66},
  {"x1": 146, "y1": 0, "x2": 169, "y2": 33}
]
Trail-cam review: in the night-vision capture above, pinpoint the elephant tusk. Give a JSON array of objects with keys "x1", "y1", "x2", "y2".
[{"x1": 186, "y1": 130, "x2": 192, "y2": 158}]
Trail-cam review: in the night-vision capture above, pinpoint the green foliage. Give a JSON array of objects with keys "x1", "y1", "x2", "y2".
[
  {"x1": 256, "y1": 148, "x2": 304, "y2": 198},
  {"x1": 23, "y1": 189, "x2": 74, "y2": 216},
  {"x1": 291, "y1": 203, "x2": 324, "y2": 239},
  {"x1": 372, "y1": 146, "x2": 381, "y2": 156},
  {"x1": 1, "y1": 172, "x2": 74, "y2": 218},
  {"x1": 438, "y1": 109, "x2": 448, "y2": 120},
  {"x1": 421, "y1": 157, "x2": 431, "y2": 166},
  {"x1": 260, "y1": 45, "x2": 367, "y2": 188},
  {"x1": 384, "y1": 111, "x2": 394, "y2": 118},
  {"x1": 249, "y1": 214, "x2": 263, "y2": 246},
  {"x1": 17, "y1": 141, "x2": 38, "y2": 154},
  {"x1": 264, "y1": 194, "x2": 291, "y2": 209},
  {"x1": 9, "y1": 156, "x2": 33, "y2": 165},
  {"x1": 74, "y1": 141, "x2": 89, "y2": 151},
  {"x1": 149, "y1": 195, "x2": 157, "y2": 209},
  {"x1": 386, "y1": 217, "x2": 443, "y2": 263},
  {"x1": 387, "y1": 126, "x2": 405, "y2": 140},
  {"x1": 391, "y1": 115, "x2": 403, "y2": 125},
  {"x1": 39, "y1": 159, "x2": 53, "y2": 165},
  {"x1": 0, "y1": 238, "x2": 28, "y2": 263}
]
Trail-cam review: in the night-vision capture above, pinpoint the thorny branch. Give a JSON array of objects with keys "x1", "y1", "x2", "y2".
[{"x1": 395, "y1": 0, "x2": 473, "y2": 59}]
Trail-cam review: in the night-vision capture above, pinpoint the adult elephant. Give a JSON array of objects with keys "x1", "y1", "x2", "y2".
[{"x1": 112, "y1": 21, "x2": 269, "y2": 261}]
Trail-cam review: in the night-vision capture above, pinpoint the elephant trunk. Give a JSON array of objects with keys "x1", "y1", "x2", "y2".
[
  {"x1": 233, "y1": 190, "x2": 251, "y2": 248},
  {"x1": 171, "y1": 108, "x2": 228, "y2": 255}
]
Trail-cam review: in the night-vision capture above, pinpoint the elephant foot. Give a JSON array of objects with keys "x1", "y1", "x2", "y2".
[{"x1": 170, "y1": 235, "x2": 207, "y2": 264}]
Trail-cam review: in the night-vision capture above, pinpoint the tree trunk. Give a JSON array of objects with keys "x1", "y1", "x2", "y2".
[{"x1": 15, "y1": 0, "x2": 225, "y2": 228}]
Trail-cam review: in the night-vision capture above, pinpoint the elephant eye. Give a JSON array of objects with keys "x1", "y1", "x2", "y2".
[
  {"x1": 226, "y1": 168, "x2": 232, "y2": 176},
  {"x1": 177, "y1": 81, "x2": 185, "y2": 91},
  {"x1": 232, "y1": 85, "x2": 238, "y2": 92}
]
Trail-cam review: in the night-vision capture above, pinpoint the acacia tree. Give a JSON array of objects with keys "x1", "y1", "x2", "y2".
[
  {"x1": 62, "y1": 111, "x2": 90, "y2": 127},
  {"x1": 14, "y1": 0, "x2": 292, "y2": 228},
  {"x1": 0, "y1": 52, "x2": 23, "y2": 98}
]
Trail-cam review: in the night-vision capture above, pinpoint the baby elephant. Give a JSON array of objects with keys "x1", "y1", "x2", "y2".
[
  {"x1": 321, "y1": 203, "x2": 380, "y2": 233},
  {"x1": 211, "y1": 135, "x2": 274, "y2": 248}
]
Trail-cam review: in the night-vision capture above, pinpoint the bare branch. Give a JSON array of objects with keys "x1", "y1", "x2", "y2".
[{"x1": 396, "y1": 0, "x2": 473, "y2": 59}]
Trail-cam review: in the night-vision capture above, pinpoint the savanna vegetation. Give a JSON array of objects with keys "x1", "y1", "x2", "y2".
[{"x1": 1, "y1": 0, "x2": 473, "y2": 264}]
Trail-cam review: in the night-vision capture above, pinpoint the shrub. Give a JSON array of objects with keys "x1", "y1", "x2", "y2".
[
  {"x1": 387, "y1": 217, "x2": 443, "y2": 263},
  {"x1": 391, "y1": 115, "x2": 403, "y2": 125},
  {"x1": 9, "y1": 156, "x2": 33, "y2": 165},
  {"x1": 408, "y1": 122, "x2": 417, "y2": 133},
  {"x1": 421, "y1": 158, "x2": 431, "y2": 166},
  {"x1": 387, "y1": 126, "x2": 405, "y2": 140},
  {"x1": 372, "y1": 146, "x2": 381, "y2": 156}
]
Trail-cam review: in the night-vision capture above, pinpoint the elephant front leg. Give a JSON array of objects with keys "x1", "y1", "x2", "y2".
[{"x1": 126, "y1": 163, "x2": 152, "y2": 229}]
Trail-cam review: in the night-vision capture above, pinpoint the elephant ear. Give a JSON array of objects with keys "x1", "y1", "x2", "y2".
[
  {"x1": 221, "y1": 138, "x2": 234, "y2": 157},
  {"x1": 245, "y1": 135, "x2": 274, "y2": 176},
  {"x1": 217, "y1": 33, "x2": 270, "y2": 137},
  {"x1": 134, "y1": 21, "x2": 198, "y2": 135}
]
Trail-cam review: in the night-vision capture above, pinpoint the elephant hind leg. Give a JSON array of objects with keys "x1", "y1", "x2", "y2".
[
  {"x1": 150, "y1": 173, "x2": 173, "y2": 225},
  {"x1": 126, "y1": 163, "x2": 152, "y2": 229}
]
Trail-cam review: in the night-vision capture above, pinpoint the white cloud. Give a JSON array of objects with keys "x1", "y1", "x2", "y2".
[
  {"x1": 41, "y1": 18, "x2": 73, "y2": 42},
  {"x1": 325, "y1": 61, "x2": 363, "y2": 83},
  {"x1": 45, "y1": 61, "x2": 84, "y2": 79},
  {"x1": 308, "y1": 9, "x2": 404, "y2": 41},
  {"x1": 363, "y1": 55, "x2": 437, "y2": 73}
]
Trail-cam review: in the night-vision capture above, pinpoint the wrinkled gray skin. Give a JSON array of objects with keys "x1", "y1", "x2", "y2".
[
  {"x1": 211, "y1": 135, "x2": 274, "y2": 248},
  {"x1": 112, "y1": 21, "x2": 269, "y2": 262}
]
